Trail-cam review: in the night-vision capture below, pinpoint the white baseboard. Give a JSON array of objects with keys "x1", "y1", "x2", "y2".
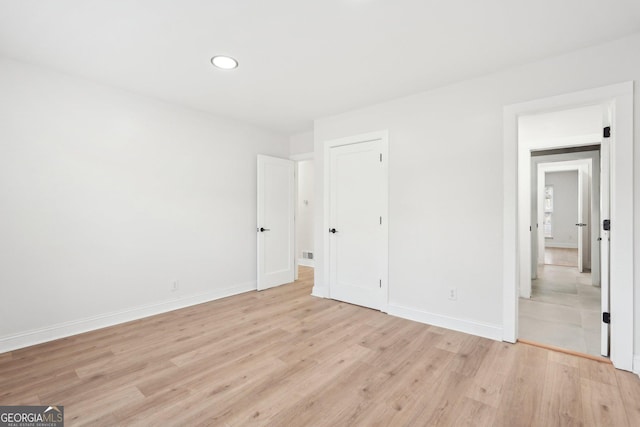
[
  {"x1": 0, "y1": 281, "x2": 256, "y2": 354},
  {"x1": 633, "y1": 355, "x2": 640, "y2": 375},
  {"x1": 311, "y1": 286, "x2": 327, "y2": 298},
  {"x1": 298, "y1": 258, "x2": 315, "y2": 267},
  {"x1": 387, "y1": 304, "x2": 503, "y2": 341},
  {"x1": 545, "y1": 242, "x2": 578, "y2": 249}
]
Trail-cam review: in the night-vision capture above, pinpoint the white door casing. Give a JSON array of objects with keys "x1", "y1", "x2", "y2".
[
  {"x1": 257, "y1": 155, "x2": 295, "y2": 290},
  {"x1": 600, "y1": 133, "x2": 610, "y2": 357},
  {"x1": 536, "y1": 157, "x2": 599, "y2": 283},
  {"x1": 503, "y1": 81, "x2": 633, "y2": 371},
  {"x1": 325, "y1": 131, "x2": 389, "y2": 311}
]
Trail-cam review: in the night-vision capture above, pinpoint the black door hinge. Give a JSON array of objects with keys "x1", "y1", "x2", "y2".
[
  {"x1": 603, "y1": 126, "x2": 611, "y2": 138},
  {"x1": 603, "y1": 312, "x2": 610, "y2": 324},
  {"x1": 603, "y1": 219, "x2": 610, "y2": 231}
]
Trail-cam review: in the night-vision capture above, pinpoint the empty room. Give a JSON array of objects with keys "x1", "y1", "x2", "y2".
[{"x1": 1, "y1": 1, "x2": 640, "y2": 426}]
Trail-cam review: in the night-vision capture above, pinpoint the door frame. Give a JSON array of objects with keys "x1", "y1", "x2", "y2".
[
  {"x1": 502, "y1": 82, "x2": 634, "y2": 371},
  {"x1": 290, "y1": 152, "x2": 315, "y2": 281},
  {"x1": 323, "y1": 130, "x2": 389, "y2": 312},
  {"x1": 533, "y1": 153, "x2": 601, "y2": 286},
  {"x1": 536, "y1": 160, "x2": 592, "y2": 275}
]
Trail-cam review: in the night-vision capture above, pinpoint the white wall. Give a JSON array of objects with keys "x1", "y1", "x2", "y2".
[
  {"x1": 518, "y1": 105, "x2": 602, "y2": 146},
  {"x1": 290, "y1": 131, "x2": 314, "y2": 156},
  {"x1": 545, "y1": 171, "x2": 579, "y2": 248},
  {"x1": 0, "y1": 57, "x2": 289, "y2": 351},
  {"x1": 313, "y1": 32, "x2": 640, "y2": 352},
  {"x1": 296, "y1": 160, "x2": 314, "y2": 266}
]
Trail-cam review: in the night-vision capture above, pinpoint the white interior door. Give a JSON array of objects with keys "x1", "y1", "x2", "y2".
[
  {"x1": 600, "y1": 137, "x2": 610, "y2": 356},
  {"x1": 577, "y1": 164, "x2": 589, "y2": 272},
  {"x1": 537, "y1": 166, "x2": 545, "y2": 267},
  {"x1": 328, "y1": 138, "x2": 387, "y2": 310},
  {"x1": 257, "y1": 155, "x2": 295, "y2": 290}
]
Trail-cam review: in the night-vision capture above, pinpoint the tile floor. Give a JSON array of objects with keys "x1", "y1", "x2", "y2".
[
  {"x1": 519, "y1": 249, "x2": 602, "y2": 357},
  {"x1": 543, "y1": 246, "x2": 579, "y2": 267}
]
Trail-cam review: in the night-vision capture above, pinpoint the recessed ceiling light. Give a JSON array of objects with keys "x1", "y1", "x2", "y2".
[{"x1": 211, "y1": 56, "x2": 238, "y2": 70}]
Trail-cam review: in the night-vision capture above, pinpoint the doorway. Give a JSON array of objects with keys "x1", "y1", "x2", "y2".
[
  {"x1": 519, "y1": 147, "x2": 602, "y2": 357},
  {"x1": 502, "y1": 82, "x2": 634, "y2": 371},
  {"x1": 295, "y1": 158, "x2": 315, "y2": 277},
  {"x1": 257, "y1": 152, "x2": 316, "y2": 289}
]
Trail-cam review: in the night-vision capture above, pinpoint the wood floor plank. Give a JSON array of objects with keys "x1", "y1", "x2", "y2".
[
  {"x1": 579, "y1": 356, "x2": 618, "y2": 386},
  {"x1": 407, "y1": 370, "x2": 475, "y2": 426},
  {"x1": 548, "y1": 347, "x2": 582, "y2": 368},
  {"x1": 464, "y1": 340, "x2": 517, "y2": 408},
  {"x1": 66, "y1": 385, "x2": 144, "y2": 426},
  {"x1": 169, "y1": 326, "x2": 291, "y2": 368},
  {"x1": 539, "y1": 360, "x2": 584, "y2": 426},
  {"x1": 493, "y1": 343, "x2": 549, "y2": 426},
  {"x1": 581, "y1": 378, "x2": 629, "y2": 426},
  {"x1": 449, "y1": 396, "x2": 498, "y2": 427},
  {"x1": 347, "y1": 345, "x2": 455, "y2": 426},
  {"x1": 331, "y1": 329, "x2": 454, "y2": 426},
  {"x1": 1, "y1": 348, "x2": 114, "y2": 385},
  {"x1": 225, "y1": 344, "x2": 373, "y2": 426},
  {"x1": 435, "y1": 328, "x2": 470, "y2": 353},
  {"x1": 39, "y1": 359, "x2": 176, "y2": 406},
  {"x1": 0, "y1": 352, "x2": 12, "y2": 364},
  {"x1": 615, "y1": 370, "x2": 640, "y2": 425},
  {"x1": 361, "y1": 353, "x2": 438, "y2": 419},
  {"x1": 0, "y1": 392, "x2": 41, "y2": 407},
  {"x1": 160, "y1": 358, "x2": 320, "y2": 425},
  {"x1": 263, "y1": 361, "x2": 376, "y2": 427},
  {"x1": 277, "y1": 320, "x2": 376, "y2": 365},
  {"x1": 0, "y1": 369, "x2": 80, "y2": 403},
  {"x1": 1, "y1": 266, "x2": 638, "y2": 426},
  {"x1": 112, "y1": 384, "x2": 195, "y2": 425},
  {"x1": 449, "y1": 334, "x2": 492, "y2": 377}
]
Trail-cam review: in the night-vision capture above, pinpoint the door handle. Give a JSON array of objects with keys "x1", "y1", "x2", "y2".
[
  {"x1": 329, "y1": 228, "x2": 338, "y2": 234},
  {"x1": 258, "y1": 227, "x2": 271, "y2": 232}
]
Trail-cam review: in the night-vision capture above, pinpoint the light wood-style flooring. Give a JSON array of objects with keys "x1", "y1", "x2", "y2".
[{"x1": 1, "y1": 267, "x2": 639, "y2": 426}]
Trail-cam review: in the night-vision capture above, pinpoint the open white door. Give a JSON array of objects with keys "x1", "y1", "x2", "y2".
[
  {"x1": 577, "y1": 164, "x2": 590, "y2": 273},
  {"x1": 328, "y1": 136, "x2": 387, "y2": 311},
  {"x1": 599, "y1": 135, "x2": 610, "y2": 357},
  {"x1": 257, "y1": 155, "x2": 295, "y2": 291}
]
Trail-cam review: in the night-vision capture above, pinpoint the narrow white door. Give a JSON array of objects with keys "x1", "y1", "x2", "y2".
[
  {"x1": 257, "y1": 155, "x2": 295, "y2": 290},
  {"x1": 600, "y1": 136, "x2": 610, "y2": 356},
  {"x1": 577, "y1": 165, "x2": 589, "y2": 272},
  {"x1": 328, "y1": 138, "x2": 387, "y2": 310}
]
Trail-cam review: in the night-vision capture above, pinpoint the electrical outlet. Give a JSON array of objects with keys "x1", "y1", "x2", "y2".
[
  {"x1": 171, "y1": 280, "x2": 179, "y2": 292},
  {"x1": 448, "y1": 288, "x2": 457, "y2": 301}
]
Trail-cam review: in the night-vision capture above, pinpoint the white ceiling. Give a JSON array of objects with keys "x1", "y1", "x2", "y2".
[{"x1": 1, "y1": 1, "x2": 639, "y2": 135}]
